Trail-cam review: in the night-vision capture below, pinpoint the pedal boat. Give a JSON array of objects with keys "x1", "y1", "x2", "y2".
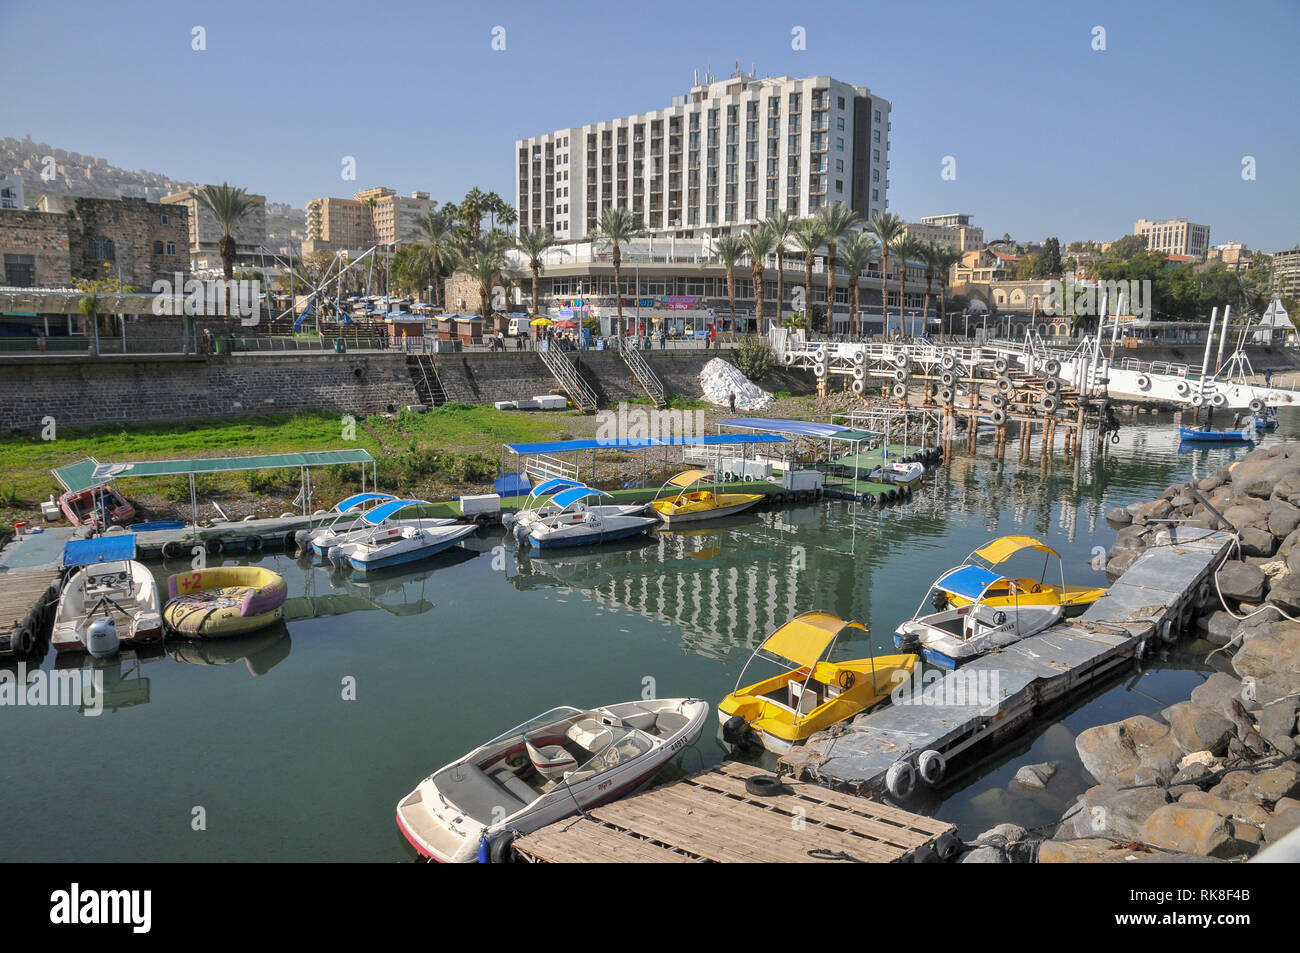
[
  {"x1": 650, "y1": 469, "x2": 763, "y2": 525},
  {"x1": 943, "y1": 536, "x2": 1106, "y2": 617},
  {"x1": 307, "y1": 492, "x2": 398, "y2": 554},
  {"x1": 395, "y1": 698, "x2": 709, "y2": 863},
  {"x1": 867, "y1": 460, "x2": 925, "y2": 489},
  {"x1": 524, "y1": 486, "x2": 657, "y2": 551},
  {"x1": 504, "y1": 478, "x2": 648, "y2": 542},
  {"x1": 717, "y1": 611, "x2": 917, "y2": 754},
  {"x1": 320, "y1": 498, "x2": 459, "y2": 559}
]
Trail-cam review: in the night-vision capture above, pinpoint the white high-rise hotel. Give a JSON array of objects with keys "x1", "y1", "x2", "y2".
[{"x1": 516, "y1": 71, "x2": 891, "y2": 239}]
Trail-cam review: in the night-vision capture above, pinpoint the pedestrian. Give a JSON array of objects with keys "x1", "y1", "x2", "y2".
[
  {"x1": 728, "y1": 391, "x2": 736, "y2": 413},
  {"x1": 515, "y1": 333, "x2": 523, "y2": 350},
  {"x1": 1265, "y1": 369, "x2": 1273, "y2": 387},
  {"x1": 496, "y1": 329, "x2": 504, "y2": 352}
]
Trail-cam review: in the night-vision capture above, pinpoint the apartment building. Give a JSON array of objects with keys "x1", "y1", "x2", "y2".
[
  {"x1": 1133, "y1": 218, "x2": 1211, "y2": 260},
  {"x1": 515, "y1": 71, "x2": 891, "y2": 239},
  {"x1": 0, "y1": 172, "x2": 23, "y2": 210},
  {"x1": 904, "y1": 213, "x2": 984, "y2": 252},
  {"x1": 161, "y1": 187, "x2": 267, "y2": 272},
  {"x1": 1272, "y1": 248, "x2": 1300, "y2": 300},
  {"x1": 303, "y1": 188, "x2": 437, "y2": 254}
]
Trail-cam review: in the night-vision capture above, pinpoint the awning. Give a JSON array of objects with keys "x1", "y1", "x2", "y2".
[
  {"x1": 361, "y1": 499, "x2": 431, "y2": 525},
  {"x1": 334, "y1": 492, "x2": 396, "y2": 513},
  {"x1": 63, "y1": 534, "x2": 137, "y2": 567},
  {"x1": 973, "y1": 535, "x2": 1059, "y2": 565},
  {"x1": 937, "y1": 565, "x2": 1002, "y2": 600},
  {"x1": 83, "y1": 449, "x2": 376, "y2": 486},
  {"x1": 667, "y1": 469, "x2": 711, "y2": 488},
  {"x1": 550, "y1": 486, "x2": 612, "y2": 509},
  {"x1": 761, "y1": 611, "x2": 866, "y2": 670},
  {"x1": 529, "y1": 477, "x2": 585, "y2": 499},
  {"x1": 53, "y1": 458, "x2": 105, "y2": 495},
  {"x1": 505, "y1": 433, "x2": 788, "y2": 455},
  {"x1": 722, "y1": 417, "x2": 867, "y2": 441}
]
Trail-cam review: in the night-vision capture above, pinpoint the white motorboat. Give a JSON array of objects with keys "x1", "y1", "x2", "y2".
[
  {"x1": 893, "y1": 563, "x2": 1063, "y2": 669},
  {"x1": 345, "y1": 519, "x2": 478, "y2": 572},
  {"x1": 52, "y1": 535, "x2": 163, "y2": 656},
  {"x1": 323, "y1": 498, "x2": 460, "y2": 560},
  {"x1": 868, "y1": 460, "x2": 925, "y2": 488},
  {"x1": 524, "y1": 486, "x2": 657, "y2": 551},
  {"x1": 307, "y1": 492, "x2": 398, "y2": 554},
  {"x1": 504, "y1": 478, "x2": 648, "y2": 542},
  {"x1": 396, "y1": 697, "x2": 709, "y2": 862}
]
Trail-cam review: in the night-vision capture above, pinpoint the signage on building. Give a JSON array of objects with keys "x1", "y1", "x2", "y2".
[
  {"x1": 662, "y1": 296, "x2": 701, "y2": 311},
  {"x1": 619, "y1": 297, "x2": 655, "y2": 308},
  {"x1": 559, "y1": 298, "x2": 589, "y2": 312}
]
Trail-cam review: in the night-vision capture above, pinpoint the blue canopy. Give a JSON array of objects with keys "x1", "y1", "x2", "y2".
[
  {"x1": 361, "y1": 499, "x2": 431, "y2": 525},
  {"x1": 936, "y1": 565, "x2": 1002, "y2": 601},
  {"x1": 494, "y1": 473, "x2": 531, "y2": 497},
  {"x1": 63, "y1": 534, "x2": 137, "y2": 567},
  {"x1": 530, "y1": 477, "x2": 584, "y2": 498},
  {"x1": 335, "y1": 492, "x2": 396, "y2": 513},
  {"x1": 551, "y1": 486, "x2": 612, "y2": 509},
  {"x1": 506, "y1": 433, "x2": 788, "y2": 455},
  {"x1": 723, "y1": 417, "x2": 851, "y2": 439}
]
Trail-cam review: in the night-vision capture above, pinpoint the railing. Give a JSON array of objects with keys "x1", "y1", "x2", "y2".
[
  {"x1": 621, "y1": 344, "x2": 666, "y2": 407},
  {"x1": 538, "y1": 345, "x2": 599, "y2": 412},
  {"x1": 409, "y1": 353, "x2": 447, "y2": 406},
  {"x1": 524, "y1": 453, "x2": 581, "y2": 484}
]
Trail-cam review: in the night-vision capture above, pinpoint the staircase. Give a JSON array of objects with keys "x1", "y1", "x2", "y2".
[
  {"x1": 406, "y1": 353, "x2": 447, "y2": 407},
  {"x1": 622, "y1": 345, "x2": 667, "y2": 408},
  {"x1": 538, "y1": 346, "x2": 599, "y2": 413}
]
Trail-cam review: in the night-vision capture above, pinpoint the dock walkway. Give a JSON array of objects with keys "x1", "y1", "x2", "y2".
[{"x1": 513, "y1": 761, "x2": 954, "y2": 863}]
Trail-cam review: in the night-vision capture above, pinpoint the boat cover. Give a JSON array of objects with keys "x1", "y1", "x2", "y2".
[
  {"x1": 762, "y1": 611, "x2": 867, "y2": 670},
  {"x1": 973, "y1": 536, "x2": 1059, "y2": 564},
  {"x1": 529, "y1": 477, "x2": 585, "y2": 498},
  {"x1": 550, "y1": 486, "x2": 613, "y2": 509},
  {"x1": 666, "y1": 469, "x2": 711, "y2": 488},
  {"x1": 335, "y1": 492, "x2": 396, "y2": 513},
  {"x1": 505, "y1": 434, "x2": 788, "y2": 455},
  {"x1": 63, "y1": 534, "x2": 137, "y2": 567},
  {"x1": 936, "y1": 565, "x2": 1003, "y2": 600},
  {"x1": 361, "y1": 499, "x2": 433, "y2": 525}
]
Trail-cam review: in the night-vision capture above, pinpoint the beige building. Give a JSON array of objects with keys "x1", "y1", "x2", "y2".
[
  {"x1": 905, "y1": 213, "x2": 984, "y2": 252},
  {"x1": 1206, "y1": 242, "x2": 1254, "y2": 272},
  {"x1": 1133, "y1": 218, "x2": 1210, "y2": 260},
  {"x1": 161, "y1": 187, "x2": 267, "y2": 272},
  {"x1": 304, "y1": 187, "x2": 437, "y2": 253},
  {"x1": 1272, "y1": 248, "x2": 1300, "y2": 300}
]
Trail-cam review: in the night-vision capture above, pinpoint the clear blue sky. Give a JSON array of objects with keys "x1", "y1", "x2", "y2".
[{"x1": 3, "y1": 0, "x2": 1297, "y2": 250}]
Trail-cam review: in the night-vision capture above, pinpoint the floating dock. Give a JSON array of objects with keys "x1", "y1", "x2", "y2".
[
  {"x1": 791, "y1": 527, "x2": 1233, "y2": 796},
  {"x1": 0, "y1": 568, "x2": 61, "y2": 655},
  {"x1": 512, "y1": 761, "x2": 954, "y2": 863}
]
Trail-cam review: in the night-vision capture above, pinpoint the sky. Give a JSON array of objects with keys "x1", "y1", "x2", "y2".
[{"x1": 3, "y1": 0, "x2": 1297, "y2": 251}]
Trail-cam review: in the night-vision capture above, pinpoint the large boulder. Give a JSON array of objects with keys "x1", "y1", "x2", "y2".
[
  {"x1": 1178, "y1": 790, "x2": 1271, "y2": 825},
  {"x1": 1263, "y1": 809, "x2": 1300, "y2": 845},
  {"x1": 1189, "y1": 672, "x2": 1249, "y2": 717},
  {"x1": 1240, "y1": 526, "x2": 1279, "y2": 558},
  {"x1": 1257, "y1": 696, "x2": 1300, "y2": 756},
  {"x1": 1223, "y1": 504, "x2": 1268, "y2": 530},
  {"x1": 1012, "y1": 762, "x2": 1059, "y2": 790},
  {"x1": 1055, "y1": 784, "x2": 1170, "y2": 841},
  {"x1": 1266, "y1": 575, "x2": 1300, "y2": 613},
  {"x1": 1105, "y1": 506, "x2": 1132, "y2": 526},
  {"x1": 1268, "y1": 501, "x2": 1300, "y2": 539},
  {"x1": 1163, "y1": 701, "x2": 1235, "y2": 755},
  {"x1": 1217, "y1": 561, "x2": 1266, "y2": 603},
  {"x1": 1139, "y1": 805, "x2": 1239, "y2": 858},
  {"x1": 1106, "y1": 549, "x2": 1145, "y2": 578},
  {"x1": 1076, "y1": 715, "x2": 1171, "y2": 786},
  {"x1": 1233, "y1": 624, "x2": 1300, "y2": 680},
  {"x1": 1243, "y1": 762, "x2": 1300, "y2": 807}
]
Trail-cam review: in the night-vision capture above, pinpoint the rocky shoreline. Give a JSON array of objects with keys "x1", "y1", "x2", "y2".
[{"x1": 963, "y1": 441, "x2": 1300, "y2": 863}]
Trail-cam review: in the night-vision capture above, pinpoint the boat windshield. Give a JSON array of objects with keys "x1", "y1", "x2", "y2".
[
  {"x1": 483, "y1": 706, "x2": 584, "y2": 747},
  {"x1": 560, "y1": 724, "x2": 654, "y2": 784}
]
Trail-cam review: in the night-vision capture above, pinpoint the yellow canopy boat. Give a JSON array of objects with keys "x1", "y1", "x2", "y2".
[
  {"x1": 942, "y1": 535, "x2": 1106, "y2": 616},
  {"x1": 718, "y1": 611, "x2": 917, "y2": 754},
  {"x1": 650, "y1": 469, "x2": 764, "y2": 525}
]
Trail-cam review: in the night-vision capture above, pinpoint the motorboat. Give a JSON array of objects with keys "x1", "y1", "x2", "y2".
[
  {"x1": 320, "y1": 498, "x2": 459, "y2": 559},
  {"x1": 1178, "y1": 425, "x2": 1255, "y2": 443},
  {"x1": 523, "y1": 486, "x2": 657, "y2": 551},
  {"x1": 59, "y1": 483, "x2": 135, "y2": 530},
  {"x1": 52, "y1": 535, "x2": 162, "y2": 656},
  {"x1": 650, "y1": 469, "x2": 764, "y2": 525},
  {"x1": 867, "y1": 460, "x2": 925, "y2": 489},
  {"x1": 395, "y1": 698, "x2": 709, "y2": 862},
  {"x1": 717, "y1": 611, "x2": 916, "y2": 754},
  {"x1": 346, "y1": 521, "x2": 478, "y2": 571},
  {"x1": 894, "y1": 563, "x2": 1065, "y2": 669},
  {"x1": 943, "y1": 536, "x2": 1106, "y2": 618},
  {"x1": 504, "y1": 478, "x2": 648, "y2": 542},
  {"x1": 306, "y1": 492, "x2": 398, "y2": 554},
  {"x1": 1254, "y1": 410, "x2": 1278, "y2": 431}
]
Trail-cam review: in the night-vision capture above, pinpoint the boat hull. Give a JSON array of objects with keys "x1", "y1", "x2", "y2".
[
  {"x1": 652, "y1": 495, "x2": 762, "y2": 525},
  {"x1": 528, "y1": 521, "x2": 653, "y2": 551},
  {"x1": 348, "y1": 525, "x2": 477, "y2": 571}
]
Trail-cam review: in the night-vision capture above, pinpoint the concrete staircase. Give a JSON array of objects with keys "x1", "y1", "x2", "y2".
[
  {"x1": 621, "y1": 346, "x2": 667, "y2": 408},
  {"x1": 406, "y1": 354, "x2": 447, "y2": 407},
  {"x1": 538, "y1": 346, "x2": 599, "y2": 412}
]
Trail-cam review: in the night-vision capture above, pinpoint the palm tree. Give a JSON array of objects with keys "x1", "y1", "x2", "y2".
[
  {"x1": 416, "y1": 210, "x2": 456, "y2": 308},
  {"x1": 764, "y1": 210, "x2": 796, "y2": 327},
  {"x1": 933, "y1": 244, "x2": 964, "y2": 341},
  {"x1": 712, "y1": 235, "x2": 745, "y2": 333},
  {"x1": 591, "y1": 207, "x2": 644, "y2": 339},
  {"x1": 839, "y1": 232, "x2": 878, "y2": 339},
  {"x1": 464, "y1": 245, "x2": 506, "y2": 320},
  {"x1": 816, "y1": 203, "x2": 862, "y2": 333},
  {"x1": 459, "y1": 188, "x2": 488, "y2": 241},
  {"x1": 866, "y1": 212, "x2": 906, "y2": 336},
  {"x1": 919, "y1": 241, "x2": 944, "y2": 340},
  {"x1": 194, "y1": 184, "x2": 258, "y2": 314},
  {"x1": 790, "y1": 218, "x2": 827, "y2": 328},
  {"x1": 740, "y1": 225, "x2": 778, "y2": 334},
  {"x1": 891, "y1": 236, "x2": 923, "y2": 337},
  {"x1": 516, "y1": 227, "x2": 556, "y2": 316}
]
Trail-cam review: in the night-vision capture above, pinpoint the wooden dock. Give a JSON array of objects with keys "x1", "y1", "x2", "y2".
[
  {"x1": 512, "y1": 761, "x2": 954, "y2": 863},
  {"x1": 0, "y1": 568, "x2": 61, "y2": 655}
]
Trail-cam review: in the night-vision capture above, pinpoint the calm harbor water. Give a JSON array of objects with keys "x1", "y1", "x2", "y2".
[{"x1": 1, "y1": 410, "x2": 1291, "y2": 860}]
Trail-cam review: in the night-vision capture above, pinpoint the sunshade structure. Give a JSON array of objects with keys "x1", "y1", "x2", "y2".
[
  {"x1": 360, "y1": 499, "x2": 430, "y2": 526},
  {"x1": 54, "y1": 450, "x2": 378, "y2": 527},
  {"x1": 972, "y1": 535, "x2": 1059, "y2": 565},
  {"x1": 665, "y1": 468, "x2": 711, "y2": 488},
  {"x1": 549, "y1": 486, "x2": 612, "y2": 509},
  {"x1": 936, "y1": 565, "x2": 1003, "y2": 601},
  {"x1": 760, "y1": 610, "x2": 867, "y2": 669},
  {"x1": 530, "y1": 317, "x2": 553, "y2": 327},
  {"x1": 62, "y1": 534, "x2": 138, "y2": 568},
  {"x1": 333, "y1": 492, "x2": 396, "y2": 513},
  {"x1": 719, "y1": 417, "x2": 885, "y2": 495}
]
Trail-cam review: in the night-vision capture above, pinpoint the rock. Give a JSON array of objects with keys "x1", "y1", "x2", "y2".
[
  {"x1": 1110, "y1": 524, "x2": 1151, "y2": 556},
  {"x1": 1240, "y1": 526, "x2": 1279, "y2": 558},
  {"x1": 1243, "y1": 762, "x2": 1300, "y2": 806},
  {"x1": 1197, "y1": 474, "x2": 1224, "y2": 492},
  {"x1": 1037, "y1": 839, "x2": 1122, "y2": 863},
  {"x1": 1229, "y1": 819, "x2": 1263, "y2": 853},
  {"x1": 1208, "y1": 771, "x2": 1254, "y2": 802},
  {"x1": 1273, "y1": 797, "x2": 1300, "y2": 815},
  {"x1": 1106, "y1": 549, "x2": 1145, "y2": 578},
  {"x1": 1140, "y1": 805, "x2": 1238, "y2": 858},
  {"x1": 1178, "y1": 750, "x2": 1220, "y2": 771},
  {"x1": 1170, "y1": 494, "x2": 1194, "y2": 510},
  {"x1": 1137, "y1": 735, "x2": 1186, "y2": 783},
  {"x1": 1137, "y1": 499, "x2": 1173, "y2": 522},
  {"x1": 1163, "y1": 701, "x2": 1235, "y2": 755},
  {"x1": 1280, "y1": 526, "x2": 1300, "y2": 556},
  {"x1": 1076, "y1": 716, "x2": 1171, "y2": 786},
  {"x1": 1105, "y1": 506, "x2": 1132, "y2": 526},
  {"x1": 1233, "y1": 625, "x2": 1300, "y2": 680},
  {"x1": 1240, "y1": 460, "x2": 1300, "y2": 500},
  {"x1": 1224, "y1": 504, "x2": 1267, "y2": 529},
  {"x1": 1287, "y1": 549, "x2": 1300, "y2": 576},
  {"x1": 1269, "y1": 502, "x2": 1300, "y2": 539},
  {"x1": 1258, "y1": 697, "x2": 1300, "y2": 755},
  {"x1": 1223, "y1": 698, "x2": 1271, "y2": 757},
  {"x1": 1274, "y1": 472, "x2": 1300, "y2": 506},
  {"x1": 1012, "y1": 762, "x2": 1058, "y2": 790},
  {"x1": 978, "y1": 822, "x2": 1028, "y2": 843},
  {"x1": 1189, "y1": 673, "x2": 1248, "y2": 717},
  {"x1": 1055, "y1": 784, "x2": 1170, "y2": 841},
  {"x1": 1250, "y1": 672, "x2": 1300, "y2": 709},
  {"x1": 959, "y1": 846, "x2": 1007, "y2": 863},
  {"x1": 1217, "y1": 561, "x2": 1266, "y2": 603},
  {"x1": 1178, "y1": 791, "x2": 1271, "y2": 825},
  {"x1": 1266, "y1": 574, "x2": 1300, "y2": 613},
  {"x1": 1263, "y1": 809, "x2": 1300, "y2": 844}
]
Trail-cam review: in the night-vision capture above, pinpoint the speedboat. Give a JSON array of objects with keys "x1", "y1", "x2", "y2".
[
  {"x1": 650, "y1": 469, "x2": 764, "y2": 525},
  {"x1": 717, "y1": 611, "x2": 916, "y2": 754},
  {"x1": 1178, "y1": 425, "x2": 1255, "y2": 443},
  {"x1": 524, "y1": 486, "x2": 657, "y2": 551},
  {"x1": 323, "y1": 498, "x2": 461, "y2": 560},
  {"x1": 345, "y1": 521, "x2": 478, "y2": 572},
  {"x1": 59, "y1": 483, "x2": 135, "y2": 530},
  {"x1": 395, "y1": 698, "x2": 709, "y2": 862},
  {"x1": 944, "y1": 536, "x2": 1106, "y2": 618},
  {"x1": 1254, "y1": 410, "x2": 1278, "y2": 431},
  {"x1": 503, "y1": 478, "x2": 648, "y2": 542},
  {"x1": 894, "y1": 563, "x2": 1065, "y2": 669},
  {"x1": 868, "y1": 460, "x2": 925, "y2": 488},
  {"x1": 52, "y1": 535, "x2": 162, "y2": 656},
  {"x1": 307, "y1": 492, "x2": 399, "y2": 554}
]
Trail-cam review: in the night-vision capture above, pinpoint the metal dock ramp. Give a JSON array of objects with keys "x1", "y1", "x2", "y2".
[{"x1": 512, "y1": 761, "x2": 953, "y2": 863}]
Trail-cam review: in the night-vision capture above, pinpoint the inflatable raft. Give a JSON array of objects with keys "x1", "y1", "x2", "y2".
[{"x1": 164, "y1": 567, "x2": 288, "y2": 638}]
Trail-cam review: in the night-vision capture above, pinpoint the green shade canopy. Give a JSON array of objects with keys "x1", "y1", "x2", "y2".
[{"x1": 53, "y1": 450, "x2": 375, "y2": 495}]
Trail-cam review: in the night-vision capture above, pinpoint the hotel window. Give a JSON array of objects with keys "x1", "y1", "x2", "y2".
[
  {"x1": 837, "y1": 117, "x2": 845, "y2": 131},
  {"x1": 836, "y1": 137, "x2": 844, "y2": 151},
  {"x1": 837, "y1": 96, "x2": 845, "y2": 109},
  {"x1": 873, "y1": 130, "x2": 881, "y2": 142},
  {"x1": 874, "y1": 109, "x2": 881, "y2": 122},
  {"x1": 873, "y1": 149, "x2": 880, "y2": 162},
  {"x1": 835, "y1": 159, "x2": 844, "y2": 172},
  {"x1": 872, "y1": 189, "x2": 879, "y2": 201},
  {"x1": 872, "y1": 169, "x2": 880, "y2": 182},
  {"x1": 835, "y1": 180, "x2": 843, "y2": 193},
  {"x1": 154, "y1": 240, "x2": 164, "y2": 254}
]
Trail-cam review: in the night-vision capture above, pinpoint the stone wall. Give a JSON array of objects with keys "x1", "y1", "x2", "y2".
[
  {"x1": 0, "y1": 209, "x2": 73, "y2": 287},
  {"x1": 0, "y1": 352, "x2": 417, "y2": 433},
  {"x1": 68, "y1": 196, "x2": 190, "y2": 289}
]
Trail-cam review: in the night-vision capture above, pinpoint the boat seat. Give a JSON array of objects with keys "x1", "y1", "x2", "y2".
[
  {"x1": 526, "y1": 737, "x2": 579, "y2": 780},
  {"x1": 488, "y1": 766, "x2": 539, "y2": 806},
  {"x1": 617, "y1": 707, "x2": 659, "y2": 731},
  {"x1": 789, "y1": 680, "x2": 821, "y2": 715},
  {"x1": 432, "y1": 763, "x2": 528, "y2": 825},
  {"x1": 652, "y1": 711, "x2": 690, "y2": 737},
  {"x1": 566, "y1": 718, "x2": 614, "y2": 752}
]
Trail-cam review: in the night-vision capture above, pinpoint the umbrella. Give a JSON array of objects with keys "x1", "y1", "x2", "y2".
[
  {"x1": 530, "y1": 316, "x2": 553, "y2": 326},
  {"x1": 554, "y1": 320, "x2": 577, "y2": 329}
]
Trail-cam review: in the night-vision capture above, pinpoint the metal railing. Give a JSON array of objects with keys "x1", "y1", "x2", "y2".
[
  {"x1": 524, "y1": 453, "x2": 580, "y2": 484},
  {"x1": 621, "y1": 345, "x2": 666, "y2": 407},
  {"x1": 538, "y1": 346, "x2": 599, "y2": 412}
]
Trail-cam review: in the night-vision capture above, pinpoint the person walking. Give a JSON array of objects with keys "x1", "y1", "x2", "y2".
[
  {"x1": 1265, "y1": 369, "x2": 1273, "y2": 388},
  {"x1": 728, "y1": 391, "x2": 736, "y2": 414}
]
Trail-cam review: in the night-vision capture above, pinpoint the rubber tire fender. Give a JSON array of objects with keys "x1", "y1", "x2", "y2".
[
  {"x1": 918, "y1": 749, "x2": 946, "y2": 786},
  {"x1": 745, "y1": 774, "x2": 793, "y2": 797},
  {"x1": 1136, "y1": 374, "x2": 1151, "y2": 391},
  {"x1": 885, "y1": 760, "x2": 916, "y2": 800}
]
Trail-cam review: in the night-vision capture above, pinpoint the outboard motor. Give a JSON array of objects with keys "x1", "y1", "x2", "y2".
[
  {"x1": 86, "y1": 616, "x2": 119, "y2": 659},
  {"x1": 722, "y1": 714, "x2": 760, "y2": 750}
]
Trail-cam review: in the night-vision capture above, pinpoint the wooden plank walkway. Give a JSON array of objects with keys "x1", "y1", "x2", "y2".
[
  {"x1": 0, "y1": 568, "x2": 61, "y2": 654},
  {"x1": 513, "y1": 761, "x2": 953, "y2": 863}
]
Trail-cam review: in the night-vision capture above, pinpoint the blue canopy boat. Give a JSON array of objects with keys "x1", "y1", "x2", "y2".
[{"x1": 1178, "y1": 426, "x2": 1255, "y2": 443}]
